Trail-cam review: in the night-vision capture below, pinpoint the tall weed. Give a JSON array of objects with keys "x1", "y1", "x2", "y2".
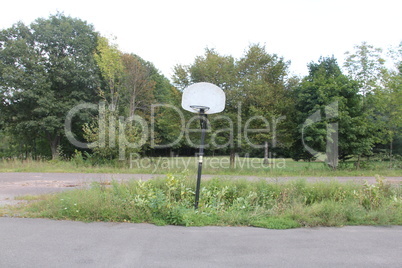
[{"x1": 13, "y1": 175, "x2": 402, "y2": 228}]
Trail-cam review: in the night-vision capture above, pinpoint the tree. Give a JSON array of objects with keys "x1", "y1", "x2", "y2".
[
  {"x1": 373, "y1": 54, "x2": 402, "y2": 165},
  {"x1": 121, "y1": 54, "x2": 155, "y2": 117},
  {"x1": 150, "y1": 86, "x2": 184, "y2": 155},
  {"x1": 290, "y1": 57, "x2": 373, "y2": 167},
  {"x1": 172, "y1": 45, "x2": 293, "y2": 166},
  {"x1": 86, "y1": 48, "x2": 159, "y2": 160},
  {"x1": 236, "y1": 44, "x2": 292, "y2": 163},
  {"x1": 0, "y1": 13, "x2": 101, "y2": 159},
  {"x1": 94, "y1": 36, "x2": 124, "y2": 112},
  {"x1": 85, "y1": 44, "x2": 179, "y2": 159},
  {"x1": 344, "y1": 41, "x2": 386, "y2": 97},
  {"x1": 385, "y1": 76, "x2": 402, "y2": 162},
  {"x1": 345, "y1": 42, "x2": 402, "y2": 164}
]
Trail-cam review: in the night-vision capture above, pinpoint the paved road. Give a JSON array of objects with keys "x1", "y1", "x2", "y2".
[
  {"x1": 1, "y1": 172, "x2": 401, "y2": 206},
  {"x1": 0, "y1": 217, "x2": 401, "y2": 267}
]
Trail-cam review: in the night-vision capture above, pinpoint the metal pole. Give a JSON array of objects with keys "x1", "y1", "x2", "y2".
[{"x1": 194, "y1": 109, "x2": 207, "y2": 210}]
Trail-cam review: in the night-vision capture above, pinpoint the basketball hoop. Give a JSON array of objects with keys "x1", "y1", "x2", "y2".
[
  {"x1": 190, "y1": 105, "x2": 210, "y2": 113},
  {"x1": 181, "y1": 82, "x2": 225, "y2": 114},
  {"x1": 181, "y1": 82, "x2": 226, "y2": 209}
]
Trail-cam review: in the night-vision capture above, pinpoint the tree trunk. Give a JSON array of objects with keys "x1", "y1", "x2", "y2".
[
  {"x1": 19, "y1": 142, "x2": 23, "y2": 160},
  {"x1": 130, "y1": 85, "x2": 137, "y2": 117},
  {"x1": 49, "y1": 135, "x2": 61, "y2": 160},
  {"x1": 389, "y1": 139, "x2": 393, "y2": 169},
  {"x1": 263, "y1": 141, "x2": 269, "y2": 165},
  {"x1": 33, "y1": 138, "x2": 37, "y2": 160},
  {"x1": 230, "y1": 149, "x2": 236, "y2": 168},
  {"x1": 356, "y1": 155, "x2": 361, "y2": 170}
]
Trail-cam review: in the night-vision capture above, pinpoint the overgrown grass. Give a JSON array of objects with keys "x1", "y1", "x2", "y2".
[
  {"x1": 1, "y1": 156, "x2": 401, "y2": 177},
  {"x1": 8, "y1": 175, "x2": 402, "y2": 229}
]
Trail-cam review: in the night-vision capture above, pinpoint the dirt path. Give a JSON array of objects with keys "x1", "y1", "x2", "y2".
[{"x1": 1, "y1": 172, "x2": 401, "y2": 206}]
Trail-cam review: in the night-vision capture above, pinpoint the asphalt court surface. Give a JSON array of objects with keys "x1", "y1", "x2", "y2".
[{"x1": 0, "y1": 217, "x2": 401, "y2": 267}]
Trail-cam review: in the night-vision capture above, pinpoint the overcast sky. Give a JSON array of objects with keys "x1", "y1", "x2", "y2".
[{"x1": 1, "y1": 0, "x2": 401, "y2": 79}]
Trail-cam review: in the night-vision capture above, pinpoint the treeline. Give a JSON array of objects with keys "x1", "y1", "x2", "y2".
[
  {"x1": 172, "y1": 45, "x2": 402, "y2": 167},
  {"x1": 0, "y1": 13, "x2": 401, "y2": 166},
  {"x1": 0, "y1": 13, "x2": 180, "y2": 161}
]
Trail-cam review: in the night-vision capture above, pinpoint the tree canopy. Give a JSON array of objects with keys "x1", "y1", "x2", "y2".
[
  {"x1": 0, "y1": 14, "x2": 401, "y2": 169},
  {"x1": 0, "y1": 13, "x2": 101, "y2": 159}
]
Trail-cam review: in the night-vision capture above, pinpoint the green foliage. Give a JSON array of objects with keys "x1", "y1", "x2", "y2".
[
  {"x1": 353, "y1": 176, "x2": 391, "y2": 210},
  {"x1": 290, "y1": 57, "x2": 374, "y2": 163},
  {"x1": 82, "y1": 109, "x2": 142, "y2": 161},
  {"x1": 344, "y1": 41, "x2": 386, "y2": 96},
  {"x1": 71, "y1": 150, "x2": 85, "y2": 166},
  {"x1": 12, "y1": 175, "x2": 402, "y2": 229},
  {"x1": 0, "y1": 14, "x2": 179, "y2": 160},
  {"x1": 251, "y1": 217, "x2": 301, "y2": 229},
  {"x1": 0, "y1": 13, "x2": 101, "y2": 159},
  {"x1": 372, "y1": 66, "x2": 402, "y2": 160},
  {"x1": 0, "y1": 12, "x2": 400, "y2": 166},
  {"x1": 173, "y1": 48, "x2": 237, "y2": 91},
  {"x1": 172, "y1": 44, "x2": 293, "y2": 161},
  {"x1": 120, "y1": 54, "x2": 156, "y2": 117},
  {"x1": 343, "y1": 42, "x2": 402, "y2": 165},
  {"x1": 143, "y1": 59, "x2": 183, "y2": 150},
  {"x1": 94, "y1": 36, "x2": 124, "y2": 109},
  {"x1": 236, "y1": 45, "x2": 292, "y2": 150}
]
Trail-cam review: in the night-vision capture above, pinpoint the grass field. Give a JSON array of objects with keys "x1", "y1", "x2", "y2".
[
  {"x1": 4, "y1": 175, "x2": 402, "y2": 229},
  {"x1": 0, "y1": 156, "x2": 401, "y2": 177}
]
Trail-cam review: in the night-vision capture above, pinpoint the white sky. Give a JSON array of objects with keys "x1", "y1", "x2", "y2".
[{"x1": 1, "y1": 0, "x2": 401, "y2": 79}]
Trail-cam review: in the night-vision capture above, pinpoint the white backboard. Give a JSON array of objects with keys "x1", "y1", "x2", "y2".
[{"x1": 181, "y1": 82, "x2": 226, "y2": 114}]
